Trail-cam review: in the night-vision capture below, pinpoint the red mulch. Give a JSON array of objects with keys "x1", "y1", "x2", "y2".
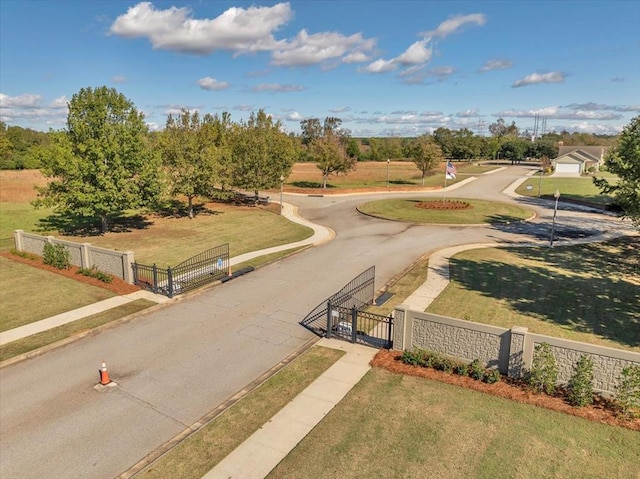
[
  {"x1": 371, "y1": 349, "x2": 640, "y2": 431},
  {"x1": 1, "y1": 251, "x2": 140, "y2": 295},
  {"x1": 415, "y1": 200, "x2": 471, "y2": 210}
]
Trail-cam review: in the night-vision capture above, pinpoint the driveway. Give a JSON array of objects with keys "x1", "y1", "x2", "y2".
[{"x1": 0, "y1": 165, "x2": 634, "y2": 479}]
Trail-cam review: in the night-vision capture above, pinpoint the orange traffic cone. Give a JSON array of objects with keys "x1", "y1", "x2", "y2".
[{"x1": 99, "y1": 361, "x2": 111, "y2": 385}]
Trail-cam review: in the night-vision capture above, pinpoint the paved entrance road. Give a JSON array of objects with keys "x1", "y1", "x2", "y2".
[{"x1": 0, "y1": 166, "x2": 634, "y2": 478}]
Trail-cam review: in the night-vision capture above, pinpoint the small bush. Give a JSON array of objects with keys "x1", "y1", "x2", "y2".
[
  {"x1": 42, "y1": 242, "x2": 70, "y2": 270},
  {"x1": 454, "y1": 363, "x2": 469, "y2": 377},
  {"x1": 528, "y1": 343, "x2": 558, "y2": 395},
  {"x1": 469, "y1": 359, "x2": 485, "y2": 380},
  {"x1": 483, "y1": 369, "x2": 501, "y2": 384},
  {"x1": 10, "y1": 248, "x2": 38, "y2": 261},
  {"x1": 433, "y1": 355, "x2": 455, "y2": 373},
  {"x1": 401, "y1": 349, "x2": 421, "y2": 366},
  {"x1": 567, "y1": 355, "x2": 594, "y2": 407},
  {"x1": 77, "y1": 266, "x2": 113, "y2": 284},
  {"x1": 615, "y1": 365, "x2": 640, "y2": 419}
]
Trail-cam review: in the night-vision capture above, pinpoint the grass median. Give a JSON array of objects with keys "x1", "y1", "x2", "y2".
[
  {"x1": 138, "y1": 345, "x2": 344, "y2": 479},
  {"x1": 268, "y1": 368, "x2": 640, "y2": 479}
]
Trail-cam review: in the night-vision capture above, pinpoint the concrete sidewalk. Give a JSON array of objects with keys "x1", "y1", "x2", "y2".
[{"x1": 202, "y1": 338, "x2": 377, "y2": 479}]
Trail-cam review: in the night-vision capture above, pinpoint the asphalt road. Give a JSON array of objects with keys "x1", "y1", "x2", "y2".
[{"x1": 0, "y1": 165, "x2": 634, "y2": 478}]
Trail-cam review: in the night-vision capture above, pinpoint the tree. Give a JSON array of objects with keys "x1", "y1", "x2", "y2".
[
  {"x1": 593, "y1": 116, "x2": 640, "y2": 227},
  {"x1": 498, "y1": 138, "x2": 528, "y2": 163},
  {"x1": 489, "y1": 118, "x2": 519, "y2": 138},
  {"x1": 159, "y1": 109, "x2": 222, "y2": 218},
  {"x1": 33, "y1": 86, "x2": 161, "y2": 233},
  {"x1": 302, "y1": 117, "x2": 355, "y2": 188},
  {"x1": 407, "y1": 136, "x2": 443, "y2": 185},
  {"x1": 230, "y1": 110, "x2": 297, "y2": 197}
]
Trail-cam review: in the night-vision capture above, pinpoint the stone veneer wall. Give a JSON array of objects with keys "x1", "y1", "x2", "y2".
[
  {"x1": 13, "y1": 230, "x2": 135, "y2": 283},
  {"x1": 394, "y1": 304, "x2": 640, "y2": 396}
]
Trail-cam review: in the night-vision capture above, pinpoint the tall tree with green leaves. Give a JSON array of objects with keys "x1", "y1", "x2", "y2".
[
  {"x1": 160, "y1": 109, "x2": 223, "y2": 218},
  {"x1": 33, "y1": 86, "x2": 161, "y2": 233},
  {"x1": 407, "y1": 136, "x2": 443, "y2": 185},
  {"x1": 593, "y1": 116, "x2": 640, "y2": 228},
  {"x1": 230, "y1": 110, "x2": 297, "y2": 197},
  {"x1": 302, "y1": 117, "x2": 355, "y2": 188}
]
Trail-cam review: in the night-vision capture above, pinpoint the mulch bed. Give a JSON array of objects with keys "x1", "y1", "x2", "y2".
[
  {"x1": 415, "y1": 200, "x2": 471, "y2": 210},
  {"x1": 1, "y1": 251, "x2": 140, "y2": 295},
  {"x1": 371, "y1": 349, "x2": 640, "y2": 431}
]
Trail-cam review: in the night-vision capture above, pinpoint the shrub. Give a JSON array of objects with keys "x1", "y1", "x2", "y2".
[
  {"x1": 77, "y1": 266, "x2": 113, "y2": 284},
  {"x1": 528, "y1": 342, "x2": 558, "y2": 395},
  {"x1": 483, "y1": 369, "x2": 501, "y2": 384},
  {"x1": 454, "y1": 363, "x2": 469, "y2": 377},
  {"x1": 42, "y1": 242, "x2": 70, "y2": 270},
  {"x1": 10, "y1": 248, "x2": 38, "y2": 261},
  {"x1": 401, "y1": 349, "x2": 421, "y2": 366},
  {"x1": 469, "y1": 359, "x2": 485, "y2": 380},
  {"x1": 615, "y1": 365, "x2": 640, "y2": 419},
  {"x1": 567, "y1": 355, "x2": 594, "y2": 407},
  {"x1": 433, "y1": 355, "x2": 455, "y2": 373}
]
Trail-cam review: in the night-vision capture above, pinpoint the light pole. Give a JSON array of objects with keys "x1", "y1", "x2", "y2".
[
  {"x1": 549, "y1": 189, "x2": 560, "y2": 247},
  {"x1": 537, "y1": 166, "x2": 543, "y2": 197},
  {"x1": 386, "y1": 158, "x2": 390, "y2": 187},
  {"x1": 279, "y1": 175, "x2": 284, "y2": 215}
]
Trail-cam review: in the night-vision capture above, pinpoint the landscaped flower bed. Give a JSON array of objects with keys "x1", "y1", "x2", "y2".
[{"x1": 415, "y1": 200, "x2": 471, "y2": 210}]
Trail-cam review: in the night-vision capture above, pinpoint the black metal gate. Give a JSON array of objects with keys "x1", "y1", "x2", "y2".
[
  {"x1": 132, "y1": 244, "x2": 230, "y2": 297},
  {"x1": 300, "y1": 266, "x2": 393, "y2": 349},
  {"x1": 326, "y1": 304, "x2": 393, "y2": 349}
]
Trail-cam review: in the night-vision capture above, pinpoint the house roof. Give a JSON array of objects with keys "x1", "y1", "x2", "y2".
[
  {"x1": 557, "y1": 145, "x2": 608, "y2": 160},
  {"x1": 554, "y1": 149, "x2": 601, "y2": 164}
]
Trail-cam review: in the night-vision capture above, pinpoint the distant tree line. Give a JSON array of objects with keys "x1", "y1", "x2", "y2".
[{"x1": 6, "y1": 85, "x2": 635, "y2": 233}]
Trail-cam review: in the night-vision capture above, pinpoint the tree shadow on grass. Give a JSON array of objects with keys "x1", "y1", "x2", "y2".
[
  {"x1": 36, "y1": 212, "x2": 154, "y2": 236},
  {"x1": 153, "y1": 200, "x2": 223, "y2": 219},
  {"x1": 389, "y1": 179, "x2": 416, "y2": 185},
  {"x1": 290, "y1": 181, "x2": 334, "y2": 189},
  {"x1": 449, "y1": 240, "x2": 640, "y2": 348}
]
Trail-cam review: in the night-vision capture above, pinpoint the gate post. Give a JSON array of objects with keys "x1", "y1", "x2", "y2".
[
  {"x1": 152, "y1": 264, "x2": 158, "y2": 293},
  {"x1": 351, "y1": 306, "x2": 357, "y2": 343},
  {"x1": 326, "y1": 300, "x2": 332, "y2": 339},
  {"x1": 132, "y1": 262, "x2": 138, "y2": 285},
  {"x1": 387, "y1": 313, "x2": 394, "y2": 348},
  {"x1": 167, "y1": 267, "x2": 174, "y2": 298}
]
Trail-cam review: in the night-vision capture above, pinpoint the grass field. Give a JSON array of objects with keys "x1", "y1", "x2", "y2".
[
  {"x1": 358, "y1": 198, "x2": 533, "y2": 224},
  {"x1": 287, "y1": 161, "x2": 495, "y2": 189},
  {"x1": 267, "y1": 368, "x2": 640, "y2": 479},
  {"x1": 515, "y1": 174, "x2": 616, "y2": 205},
  {"x1": 0, "y1": 256, "x2": 116, "y2": 331},
  {"x1": 427, "y1": 238, "x2": 640, "y2": 352}
]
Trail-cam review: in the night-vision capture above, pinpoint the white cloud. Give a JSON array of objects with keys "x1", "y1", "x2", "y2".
[
  {"x1": 109, "y1": 2, "x2": 291, "y2": 55},
  {"x1": 564, "y1": 102, "x2": 640, "y2": 113},
  {"x1": 423, "y1": 13, "x2": 486, "y2": 38},
  {"x1": 513, "y1": 72, "x2": 565, "y2": 87},
  {"x1": 395, "y1": 39, "x2": 432, "y2": 65},
  {"x1": 234, "y1": 104, "x2": 255, "y2": 112},
  {"x1": 251, "y1": 83, "x2": 304, "y2": 93},
  {"x1": 146, "y1": 121, "x2": 160, "y2": 131},
  {"x1": 0, "y1": 93, "x2": 42, "y2": 108},
  {"x1": 361, "y1": 58, "x2": 397, "y2": 73},
  {"x1": 284, "y1": 111, "x2": 304, "y2": 121},
  {"x1": 330, "y1": 106, "x2": 351, "y2": 113},
  {"x1": 457, "y1": 108, "x2": 479, "y2": 118},
  {"x1": 342, "y1": 51, "x2": 370, "y2": 63},
  {"x1": 112, "y1": 75, "x2": 127, "y2": 83},
  {"x1": 198, "y1": 77, "x2": 230, "y2": 91},
  {"x1": 49, "y1": 96, "x2": 68, "y2": 108},
  {"x1": 271, "y1": 30, "x2": 375, "y2": 67},
  {"x1": 479, "y1": 59, "x2": 512, "y2": 72},
  {"x1": 496, "y1": 106, "x2": 622, "y2": 120}
]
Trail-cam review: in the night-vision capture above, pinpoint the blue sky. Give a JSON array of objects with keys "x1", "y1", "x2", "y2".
[{"x1": 1, "y1": 0, "x2": 639, "y2": 137}]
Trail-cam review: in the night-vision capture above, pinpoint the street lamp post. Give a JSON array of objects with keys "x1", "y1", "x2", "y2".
[
  {"x1": 549, "y1": 189, "x2": 560, "y2": 247},
  {"x1": 280, "y1": 175, "x2": 284, "y2": 215},
  {"x1": 537, "y1": 166, "x2": 543, "y2": 197},
  {"x1": 386, "y1": 158, "x2": 390, "y2": 187}
]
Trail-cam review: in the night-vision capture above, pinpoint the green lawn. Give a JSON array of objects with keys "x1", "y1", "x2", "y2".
[
  {"x1": 427, "y1": 238, "x2": 640, "y2": 352},
  {"x1": 515, "y1": 175, "x2": 615, "y2": 205},
  {"x1": 0, "y1": 256, "x2": 116, "y2": 332},
  {"x1": 0, "y1": 202, "x2": 55, "y2": 249},
  {"x1": 267, "y1": 368, "x2": 640, "y2": 479},
  {"x1": 358, "y1": 198, "x2": 533, "y2": 224}
]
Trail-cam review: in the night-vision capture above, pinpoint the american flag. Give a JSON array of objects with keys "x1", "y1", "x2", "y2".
[{"x1": 446, "y1": 161, "x2": 457, "y2": 179}]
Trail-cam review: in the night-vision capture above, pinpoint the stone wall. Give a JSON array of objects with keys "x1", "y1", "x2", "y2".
[
  {"x1": 394, "y1": 304, "x2": 640, "y2": 396},
  {"x1": 13, "y1": 230, "x2": 135, "y2": 283}
]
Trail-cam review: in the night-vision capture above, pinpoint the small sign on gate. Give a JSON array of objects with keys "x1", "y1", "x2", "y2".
[{"x1": 217, "y1": 258, "x2": 223, "y2": 270}]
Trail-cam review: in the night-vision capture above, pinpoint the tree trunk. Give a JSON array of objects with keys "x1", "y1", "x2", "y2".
[
  {"x1": 100, "y1": 215, "x2": 108, "y2": 234},
  {"x1": 188, "y1": 196, "x2": 194, "y2": 219},
  {"x1": 322, "y1": 173, "x2": 328, "y2": 189}
]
